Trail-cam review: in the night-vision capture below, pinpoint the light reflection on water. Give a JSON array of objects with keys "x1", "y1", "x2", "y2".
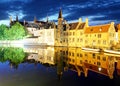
[{"x1": 0, "y1": 45, "x2": 120, "y2": 86}]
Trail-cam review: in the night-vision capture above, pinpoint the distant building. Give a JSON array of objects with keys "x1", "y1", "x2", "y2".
[{"x1": 10, "y1": 15, "x2": 28, "y2": 26}]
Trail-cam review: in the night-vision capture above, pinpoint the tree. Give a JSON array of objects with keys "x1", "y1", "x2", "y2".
[
  {"x1": 0, "y1": 22, "x2": 27, "y2": 40},
  {"x1": 0, "y1": 24, "x2": 8, "y2": 40}
]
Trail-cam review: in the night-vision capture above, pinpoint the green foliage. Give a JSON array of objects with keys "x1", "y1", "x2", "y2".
[
  {"x1": 0, "y1": 22, "x2": 27, "y2": 40},
  {"x1": 0, "y1": 47, "x2": 25, "y2": 64}
]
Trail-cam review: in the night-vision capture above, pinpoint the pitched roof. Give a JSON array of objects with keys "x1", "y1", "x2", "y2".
[
  {"x1": 69, "y1": 22, "x2": 79, "y2": 30},
  {"x1": 84, "y1": 24, "x2": 111, "y2": 34},
  {"x1": 78, "y1": 22, "x2": 85, "y2": 29},
  {"x1": 26, "y1": 21, "x2": 55, "y2": 29}
]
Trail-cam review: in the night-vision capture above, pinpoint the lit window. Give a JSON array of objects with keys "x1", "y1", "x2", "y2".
[
  {"x1": 103, "y1": 57, "x2": 106, "y2": 61},
  {"x1": 80, "y1": 60, "x2": 82, "y2": 64},
  {"x1": 97, "y1": 62, "x2": 101, "y2": 66},
  {"x1": 97, "y1": 56, "x2": 100, "y2": 60},
  {"x1": 100, "y1": 28, "x2": 102, "y2": 31},
  {"x1": 98, "y1": 40, "x2": 101, "y2": 44},
  {"x1": 80, "y1": 54, "x2": 83, "y2": 57},
  {"x1": 103, "y1": 40, "x2": 106, "y2": 45},
  {"x1": 98, "y1": 34, "x2": 101, "y2": 38},
  {"x1": 72, "y1": 53, "x2": 74, "y2": 56}
]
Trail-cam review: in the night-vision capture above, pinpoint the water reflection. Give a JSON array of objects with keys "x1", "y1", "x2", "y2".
[
  {"x1": 24, "y1": 46, "x2": 120, "y2": 79},
  {"x1": 0, "y1": 47, "x2": 25, "y2": 69}
]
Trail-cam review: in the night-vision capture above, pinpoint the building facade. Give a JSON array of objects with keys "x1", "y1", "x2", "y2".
[{"x1": 84, "y1": 22, "x2": 116, "y2": 49}]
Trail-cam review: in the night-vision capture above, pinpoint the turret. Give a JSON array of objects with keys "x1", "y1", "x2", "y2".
[
  {"x1": 16, "y1": 15, "x2": 18, "y2": 22},
  {"x1": 10, "y1": 16, "x2": 12, "y2": 24},
  {"x1": 46, "y1": 14, "x2": 49, "y2": 23},
  {"x1": 79, "y1": 18, "x2": 82, "y2": 23}
]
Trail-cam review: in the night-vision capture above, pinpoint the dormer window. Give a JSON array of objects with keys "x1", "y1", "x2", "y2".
[
  {"x1": 100, "y1": 28, "x2": 102, "y2": 31},
  {"x1": 91, "y1": 28, "x2": 93, "y2": 31}
]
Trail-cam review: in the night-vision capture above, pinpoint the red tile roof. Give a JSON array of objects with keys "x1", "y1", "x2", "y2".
[{"x1": 85, "y1": 24, "x2": 111, "y2": 34}]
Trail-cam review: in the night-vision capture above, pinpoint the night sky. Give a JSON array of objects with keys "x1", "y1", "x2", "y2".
[{"x1": 0, "y1": 0, "x2": 120, "y2": 25}]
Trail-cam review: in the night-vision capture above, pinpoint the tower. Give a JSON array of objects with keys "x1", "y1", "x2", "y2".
[
  {"x1": 16, "y1": 15, "x2": 18, "y2": 22},
  {"x1": 46, "y1": 14, "x2": 49, "y2": 22},
  {"x1": 10, "y1": 16, "x2": 12, "y2": 24},
  {"x1": 58, "y1": 8, "x2": 63, "y2": 26},
  {"x1": 56, "y1": 8, "x2": 64, "y2": 46}
]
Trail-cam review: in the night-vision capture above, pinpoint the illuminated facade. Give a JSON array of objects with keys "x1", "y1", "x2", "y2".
[
  {"x1": 11, "y1": 9, "x2": 119, "y2": 49},
  {"x1": 84, "y1": 22, "x2": 116, "y2": 49}
]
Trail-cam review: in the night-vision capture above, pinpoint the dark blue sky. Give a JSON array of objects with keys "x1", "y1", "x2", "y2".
[{"x1": 0, "y1": 0, "x2": 120, "y2": 25}]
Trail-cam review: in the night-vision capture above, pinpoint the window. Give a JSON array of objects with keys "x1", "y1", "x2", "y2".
[
  {"x1": 73, "y1": 38, "x2": 74, "y2": 42},
  {"x1": 100, "y1": 28, "x2": 102, "y2": 31},
  {"x1": 85, "y1": 40, "x2": 88, "y2": 43},
  {"x1": 80, "y1": 38, "x2": 83, "y2": 42},
  {"x1": 98, "y1": 34, "x2": 101, "y2": 38},
  {"x1": 72, "y1": 53, "x2": 74, "y2": 56},
  {"x1": 85, "y1": 54, "x2": 88, "y2": 57},
  {"x1": 97, "y1": 56, "x2": 100, "y2": 60},
  {"x1": 95, "y1": 34, "x2": 96, "y2": 37},
  {"x1": 98, "y1": 40, "x2": 101, "y2": 44},
  {"x1": 63, "y1": 51, "x2": 65, "y2": 55},
  {"x1": 80, "y1": 54, "x2": 83, "y2": 57},
  {"x1": 80, "y1": 32, "x2": 83, "y2": 35},
  {"x1": 77, "y1": 38, "x2": 79, "y2": 42},
  {"x1": 85, "y1": 60, "x2": 88, "y2": 62},
  {"x1": 77, "y1": 53, "x2": 79, "y2": 57},
  {"x1": 103, "y1": 40, "x2": 106, "y2": 45},
  {"x1": 97, "y1": 62, "x2": 101, "y2": 66},
  {"x1": 69, "y1": 52, "x2": 71, "y2": 56},
  {"x1": 93, "y1": 53, "x2": 95, "y2": 59},
  {"x1": 103, "y1": 57, "x2": 106, "y2": 61},
  {"x1": 91, "y1": 29, "x2": 93, "y2": 31},
  {"x1": 80, "y1": 60, "x2": 82, "y2": 64},
  {"x1": 93, "y1": 40, "x2": 96, "y2": 42},
  {"x1": 72, "y1": 59, "x2": 75, "y2": 62},
  {"x1": 73, "y1": 32, "x2": 75, "y2": 35}
]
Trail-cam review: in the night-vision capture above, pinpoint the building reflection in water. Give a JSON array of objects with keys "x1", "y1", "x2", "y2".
[{"x1": 25, "y1": 46, "x2": 120, "y2": 79}]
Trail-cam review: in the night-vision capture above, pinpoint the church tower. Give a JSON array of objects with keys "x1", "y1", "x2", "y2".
[
  {"x1": 58, "y1": 8, "x2": 63, "y2": 26},
  {"x1": 56, "y1": 8, "x2": 64, "y2": 46}
]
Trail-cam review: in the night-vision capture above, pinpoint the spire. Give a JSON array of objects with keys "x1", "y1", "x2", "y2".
[
  {"x1": 24, "y1": 20, "x2": 26, "y2": 26},
  {"x1": 46, "y1": 14, "x2": 49, "y2": 22},
  {"x1": 58, "y1": 8, "x2": 63, "y2": 19},
  {"x1": 16, "y1": 15, "x2": 18, "y2": 21},
  {"x1": 10, "y1": 16, "x2": 12, "y2": 23}
]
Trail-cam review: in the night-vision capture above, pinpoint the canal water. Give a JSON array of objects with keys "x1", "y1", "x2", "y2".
[{"x1": 0, "y1": 46, "x2": 120, "y2": 86}]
